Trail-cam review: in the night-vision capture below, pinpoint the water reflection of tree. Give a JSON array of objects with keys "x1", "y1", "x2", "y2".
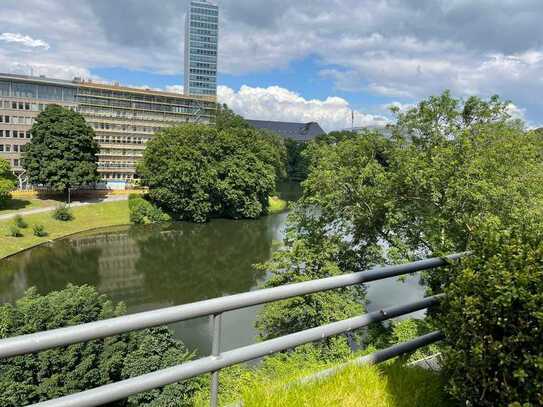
[
  {"x1": 134, "y1": 218, "x2": 274, "y2": 305},
  {"x1": 23, "y1": 242, "x2": 102, "y2": 294}
]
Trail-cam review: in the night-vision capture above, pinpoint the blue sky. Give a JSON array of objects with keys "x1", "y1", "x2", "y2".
[{"x1": 1, "y1": 0, "x2": 542, "y2": 130}]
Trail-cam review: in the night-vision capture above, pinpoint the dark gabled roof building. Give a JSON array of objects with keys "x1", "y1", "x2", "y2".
[{"x1": 247, "y1": 119, "x2": 326, "y2": 142}]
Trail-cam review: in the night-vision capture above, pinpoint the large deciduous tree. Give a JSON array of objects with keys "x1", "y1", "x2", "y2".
[
  {"x1": 0, "y1": 285, "x2": 204, "y2": 406},
  {"x1": 22, "y1": 105, "x2": 99, "y2": 193},
  {"x1": 139, "y1": 124, "x2": 286, "y2": 223},
  {"x1": 256, "y1": 91, "x2": 543, "y2": 379},
  {"x1": 0, "y1": 158, "x2": 16, "y2": 207}
]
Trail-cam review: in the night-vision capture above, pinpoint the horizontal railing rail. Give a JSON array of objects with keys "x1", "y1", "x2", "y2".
[{"x1": 0, "y1": 253, "x2": 466, "y2": 407}]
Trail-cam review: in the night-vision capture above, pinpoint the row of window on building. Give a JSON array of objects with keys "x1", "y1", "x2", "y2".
[
  {"x1": 90, "y1": 122, "x2": 161, "y2": 134},
  {"x1": 98, "y1": 161, "x2": 136, "y2": 169},
  {"x1": 102, "y1": 173, "x2": 134, "y2": 180},
  {"x1": 99, "y1": 149, "x2": 143, "y2": 157},
  {"x1": 0, "y1": 81, "x2": 76, "y2": 102},
  {"x1": 190, "y1": 21, "x2": 218, "y2": 30},
  {"x1": 191, "y1": 7, "x2": 218, "y2": 16},
  {"x1": 0, "y1": 115, "x2": 35, "y2": 125},
  {"x1": 96, "y1": 135, "x2": 148, "y2": 145},
  {"x1": 0, "y1": 144, "x2": 26, "y2": 153},
  {"x1": 0, "y1": 129, "x2": 32, "y2": 138}
]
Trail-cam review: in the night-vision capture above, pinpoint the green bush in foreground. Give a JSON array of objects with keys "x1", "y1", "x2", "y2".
[
  {"x1": 13, "y1": 215, "x2": 28, "y2": 229},
  {"x1": 0, "y1": 285, "x2": 205, "y2": 406},
  {"x1": 32, "y1": 224, "x2": 47, "y2": 237},
  {"x1": 7, "y1": 225, "x2": 22, "y2": 237},
  {"x1": 129, "y1": 196, "x2": 171, "y2": 225},
  {"x1": 439, "y1": 219, "x2": 543, "y2": 406},
  {"x1": 52, "y1": 204, "x2": 74, "y2": 221}
]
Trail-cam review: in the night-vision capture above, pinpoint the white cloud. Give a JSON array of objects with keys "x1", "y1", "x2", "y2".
[
  {"x1": 218, "y1": 85, "x2": 388, "y2": 132},
  {"x1": 1, "y1": 61, "x2": 93, "y2": 80},
  {"x1": 0, "y1": 32, "x2": 50, "y2": 50}
]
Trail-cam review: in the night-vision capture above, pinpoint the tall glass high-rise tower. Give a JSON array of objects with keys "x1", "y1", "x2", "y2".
[{"x1": 184, "y1": 0, "x2": 218, "y2": 97}]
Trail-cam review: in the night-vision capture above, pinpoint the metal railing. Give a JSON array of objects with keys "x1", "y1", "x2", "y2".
[{"x1": 0, "y1": 253, "x2": 465, "y2": 407}]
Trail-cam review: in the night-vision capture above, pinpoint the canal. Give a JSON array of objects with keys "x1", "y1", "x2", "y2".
[{"x1": 0, "y1": 206, "x2": 426, "y2": 355}]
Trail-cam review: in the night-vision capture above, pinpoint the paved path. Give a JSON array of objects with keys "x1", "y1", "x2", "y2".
[{"x1": 0, "y1": 195, "x2": 128, "y2": 221}]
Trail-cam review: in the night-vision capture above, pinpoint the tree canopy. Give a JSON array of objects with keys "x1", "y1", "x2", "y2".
[
  {"x1": 0, "y1": 285, "x2": 204, "y2": 406},
  {"x1": 22, "y1": 105, "x2": 99, "y2": 192},
  {"x1": 256, "y1": 90, "x2": 543, "y2": 391},
  {"x1": 214, "y1": 103, "x2": 251, "y2": 131},
  {"x1": 0, "y1": 158, "x2": 16, "y2": 207},
  {"x1": 139, "y1": 124, "x2": 286, "y2": 222}
]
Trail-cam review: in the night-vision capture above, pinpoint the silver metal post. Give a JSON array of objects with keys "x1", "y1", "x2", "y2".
[{"x1": 210, "y1": 313, "x2": 222, "y2": 407}]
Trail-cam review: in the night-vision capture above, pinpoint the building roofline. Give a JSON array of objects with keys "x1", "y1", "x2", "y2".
[
  {"x1": 0, "y1": 72, "x2": 78, "y2": 88},
  {"x1": 0, "y1": 72, "x2": 217, "y2": 103},
  {"x1": 78, "y1": 81, "x2": 217, "y2": 102}
]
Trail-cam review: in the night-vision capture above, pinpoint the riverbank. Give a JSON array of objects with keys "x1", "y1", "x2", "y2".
[
  {"x1": 0, "y1": 200, "x2": 130, "y2": 260},
  {"x1": 0, "y1": 196, "x2": 289, "y2": 260}
]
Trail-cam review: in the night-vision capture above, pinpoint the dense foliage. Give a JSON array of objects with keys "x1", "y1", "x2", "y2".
[
  {"x1": 128, "y1": 195, "x2": 171, "y2": 224},
  {"x1": 284, "y1": 139, "x2": 309, "y2": 181},
  {"x1": 22, "y1": 105, "x2": 99, "y2": 192},
  {"x1": 439, "y1": 219, "x2": 543, "y2": 406},
  {"x1": 214, "y1": 103, "x2": 251, "y2": 131},
  {"x1": 256, "y1": 91, "x2": 543, "y2": 402},
  {"x1": 255, "y1": 237, "x2": 364, "y2": 360},
  {"x1": 0, "y1": 158, "x2": 16, "y2": 207},
  {"x1": 0, "y1": 285, "x2": 204, "y2": 406},
  {"x1": 139, "y1": 124, "x2": 286, "y2": 223}
]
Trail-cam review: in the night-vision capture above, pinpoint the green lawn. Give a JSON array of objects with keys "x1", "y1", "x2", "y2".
[
  {"x1": 0, "y1": 200, "x2": 129, "y2": 259},
  {"x1": 241, "y1": 362, "x2": 455, "y2": 407},
  {"x1": 268, "y1": 196, "x2": 288, "y2": 214},
  {"x1": 0, "y1": 197, "x2": 62, "y2": 215}
]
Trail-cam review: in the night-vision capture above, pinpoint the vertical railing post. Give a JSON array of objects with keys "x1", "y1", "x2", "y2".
[{"x1": 210, "y1": 313, "x2": 222, "y2": 407}]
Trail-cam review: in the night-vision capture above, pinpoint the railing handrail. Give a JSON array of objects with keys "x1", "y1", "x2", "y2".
[
  {"x1": 32, "y1": 295, "x2": 444, "y2": 407},
  {"x1": 0, "y1": 253, "x2": 464, "y2": 359}
]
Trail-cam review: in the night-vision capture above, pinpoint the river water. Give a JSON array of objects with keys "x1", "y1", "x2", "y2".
[{"x1": 0, "y1": 206, "x2": 426, "y2": 355}]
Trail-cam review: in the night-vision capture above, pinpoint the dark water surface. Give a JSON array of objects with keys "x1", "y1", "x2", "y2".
[{"x1": 0, "y1": 201, "x2": 425, "y2": 355}]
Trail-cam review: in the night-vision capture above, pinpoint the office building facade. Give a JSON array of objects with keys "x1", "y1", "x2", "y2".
[
  {"x1": 0, "y1": 73, "x2": 216, "y2": 189},
  {"x1": 184, "y1": 0, "x2": 218, "y2": 97}
]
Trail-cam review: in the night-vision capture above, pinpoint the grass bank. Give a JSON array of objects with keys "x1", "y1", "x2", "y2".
[
  {"x1": 268, "y1": 196, "x2": 288, "y2": 214},
  {"x1": 0, "y1": 200, "x2": 129, "y2": 260},
  {"x1": 0, "y1": 197, "x2": 61, "y2": 216},
  {"x1": 240, "y1": 362, "x2": 454, "y2": 407}
]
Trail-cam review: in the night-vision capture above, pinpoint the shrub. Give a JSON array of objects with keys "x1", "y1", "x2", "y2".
[
  {"x1": 32, "y1": 224, "x2": 47, "y2": 237},
  {"x1": 129, "y1": 196, "x2": 171, "y2": 225},
  {"x1": 439, "y1": 220, "x2": 543, "y2": 406},
  {"x1": 8, "y1": 225, "x2": 22, "y2": 237},
  {"x1": 0, "y1": 285, "x2": 205, "y2": 406},
  {"x1": 0, "y1": 158, "x2": 17, "y2": 208},
  {"x1": 52, "y1": 204, "x2": 73, "y2": 221},
  {"x1": 13, "y1": 215, "x2": 28, "y2": 229}
]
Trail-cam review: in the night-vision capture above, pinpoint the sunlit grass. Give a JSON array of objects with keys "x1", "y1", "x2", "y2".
[
  {"x1": 268, "y1": 196, "x2": 288, "y2": 214},
  {"x1": 241, "y1": 362, "x2": 455, "y2": 407},
  {"x1": 0, "y1": 200, "x2": 129, "y2": 259}
]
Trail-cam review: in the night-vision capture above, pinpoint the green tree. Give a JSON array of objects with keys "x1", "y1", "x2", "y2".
[
  {"x1": 22, "y1": 105, "x2": 99, "y2": 194},
  {"x1": 255, "y1": 235, "x2": 365, "y2": 360},
  {"x1": 0, "y1": 158, "x2": 16, "y2": 208},
  {"x1": 284, "y1": 139, "x2": 309, "y2": 181},
  {"x1": 139, "y1": 124, "x2": 285, "y2": 223},
  {"x1": 439, "y1": 218, "x2": 543, "y2": 406},
  {"x1": 0, "y1": 285, "x2": 204, "y2": 406},
  {"x1": 256, "y1": 91, "x2": 543, "y2": 374},
  {"x1": 214, "y1": 103, "x2": 250, "y2": 131}
]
